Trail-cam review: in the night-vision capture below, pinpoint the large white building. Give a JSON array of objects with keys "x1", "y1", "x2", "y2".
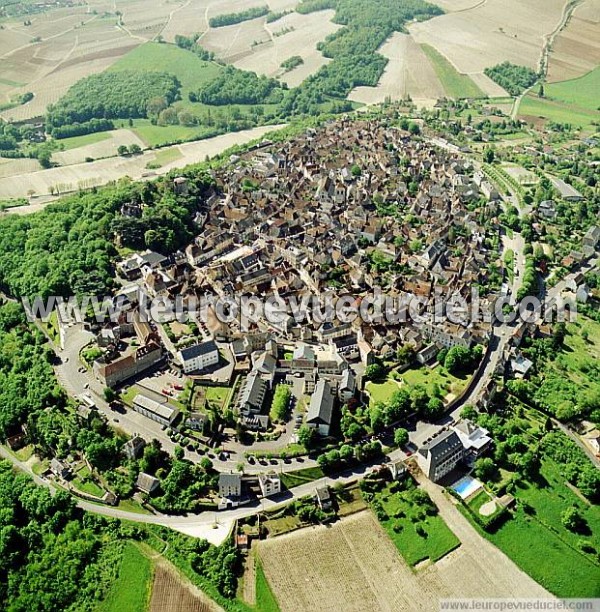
[
  {"x1": 132, "y1": 394, "x2": 179, "y2": 427},
  {"x1": 178, "y1": 340, "x2": 219, "y2": 374}
]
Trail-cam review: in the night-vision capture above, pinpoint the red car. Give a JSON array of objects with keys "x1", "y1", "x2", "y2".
[
  {"x1": 173, "y1": 384, "x2": 184, "y2": 391},
  {"x1": 161, "y1": 388, "x2": 172, "y2": 396}
]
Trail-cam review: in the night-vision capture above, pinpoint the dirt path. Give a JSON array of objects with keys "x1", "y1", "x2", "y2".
[{"x1": 241, "y1": 552, "x2": 256, "y2": 607}]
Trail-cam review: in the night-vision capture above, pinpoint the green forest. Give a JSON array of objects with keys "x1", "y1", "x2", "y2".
[
  {"x1": 46, "y1": 71, "x2": 181, "y2": 130},
  {"x1": 208, "y1": 5, "x2": 269, "y2": 28},
  {"x1": 484, "y1": 62, "x2": 539, "y2": 96}
]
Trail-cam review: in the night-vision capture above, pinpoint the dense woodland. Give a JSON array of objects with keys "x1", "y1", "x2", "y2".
[
  {"x1": 193, "y1": 66, "x2": 285, "y2": 106},
  {"x1": 46, "y1": 71, "x2": 181, "y2": 130},
  {"x1": 0, "y1": 170, "x2": 213, "y2": 300},
  {"x1": 484, "y1": 62, "x2": 539, "y2": 96}
]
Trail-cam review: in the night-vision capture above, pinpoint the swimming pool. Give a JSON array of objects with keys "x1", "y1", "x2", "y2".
[{"x1": 452, "y1": 476, "x2": 483, "y2": 499}]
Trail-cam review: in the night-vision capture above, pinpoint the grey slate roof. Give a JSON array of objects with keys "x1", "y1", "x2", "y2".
[
  {"x1": 180, "y1": 340, "x2": 218, "y2": 361},
  {"x1": 306, "y1": 380, "x2": 334, "y2": 426}
]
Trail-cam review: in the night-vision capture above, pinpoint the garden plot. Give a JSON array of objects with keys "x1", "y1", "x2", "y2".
[
  {"x1": 233, "y1": 10, "x2": 340, "y2": 85},
  {"x1": 258, "y1": 510, "x2": 548, "y2": 612}
]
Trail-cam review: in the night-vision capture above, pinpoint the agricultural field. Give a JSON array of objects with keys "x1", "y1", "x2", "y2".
[
  {"x1": 233, "y1": 10, "x2": 340, "y2": 87},
  {"x1": 546, "y1": 0, "x2": 600, "y2": 83},
  {"x1": 98, "y1": 542, "x2": 152, "y2": 612},
  {"x1": 257, "y1": 510, "x2": 548, "y2": 612},
  {"x1": 519, "y1": 92, "x2": 599, "y2": 132},
  {"x1": 544, "y1": 66, "x2": 600, "y2": 111},
  {"x1": 349, "y1": 33, "x2": 445, "y2": 106},
  {"x1": 149, "y1": 560, "x2": 221, "y2": 612},
  {"x1": 409, "y1": 0, "x2": 566, "y2": 92},
  {"x1": 53, "y1": 129, "x2": 146, "y2": 165},
  {"x1": 420, "y1": 44, "x2": 486, "y2": 99},
  {"x1": 0, "y1": 124, "x2": 279, "y2": 201}
]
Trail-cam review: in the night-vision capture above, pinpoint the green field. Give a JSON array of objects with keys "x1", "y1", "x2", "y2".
[
  {"x1": 519, "y1": 94, "x2": 599, "y2": 130},
  {"x1": 545, "y1": 67, "x2": 600, "y2": 111},
  {"x1": 127, "y1": 119, "x2": 205, "y2": 148},
  {"x1": 366, "y1": 365, "x2": 468, "y2": 407},
  {"x1": 254, "y1": 560, "x2": 281, "y2": 612},
  {"x1": 151, "y1": 147, "x2": 183, "y2": 167},
  {"x1": 280, "y1": 466, "x2": 324, "y2": 490},
  {"x1": 461, "y1": 456, "x2": 600, "y2": 598},
  {"x1": 98, "y1": 542, "x2": 153, "y2": 612},
  {"x1": 365, "y1": 379, "x2": 402, "y2": 405},
  {"x1": 420, "y1": 44, "x2": 485, "y2": 99},
  {"x1": 109, "y1": 42, "x2": 222, "y2": 99},
  {"x1": 373, "y1": 482, "x2": 460, "y2": 566},
  {"x1": 57, "y1": 131, "x2": 112, "y2": 151}
]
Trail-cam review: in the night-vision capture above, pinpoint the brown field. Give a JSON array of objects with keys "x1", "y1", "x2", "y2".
[
  {"x1": 257, "y1": 510, "x2": 549, "y2": 612},
  {"x1": 201, "y1": 15, "x2": 271, "y2": 63},
  {"x1": 233, "y1": 10, "x2": 340, "y2": 85},
  {"x1": 149, "y1": 561, "x2": 223, "y2": 612},
  {"x1": 409, "y1": 0, "x2": 566, "y2": 81},
  {"x1": 349, "y1": 32, "x2": 445, "y2": 106},
  {"x1": 0, "y1": 0, "x2": 194, "y2": 121},
  {"x1": 53, "y1": 129, "x2": 146, "y2": 166},
  {"x1": 0, "y1": 124, "x2": 280, "y2": 202},
  {"x1": 546, "y1": 0, "x2": 600, "y2": 82}
]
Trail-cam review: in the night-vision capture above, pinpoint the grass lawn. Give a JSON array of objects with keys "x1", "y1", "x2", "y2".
[
  {"x1": 336, "y1": 484, "x2": 368, "y2": 517},
  {"x1": 120, "y1": 385, "x2": 137, "y2": 407},
  {"x1": 420, "y1": 44, "x2": 485, "y2": 99},
  {"x1": 519, "y1": 94, "x2": 598, "y2": 131},
  {"x1": 254, "y1": 559, "x2": 280, "y2": 612},
  {"x1": 56, "y1": 131, "x2": 112, "y2": 151},
  {"x1": 192, "y1": 385, "x2": 231, "y2": 412},
  {"x1": 365, "y1": 379, "x2": 402, "y2": 405},
  {"x1": 280, "y1": 466, "x2": 324, "y2": 490},
  {"x1": 109, "y1": 42, "x2": 221, "y2": 100},
  {"x1": 14, "y1": 444, "x2": 34, "y2": 462},
  {"x1": 128, "y1": 119, "x2": 208, "y2": 148},
  {"x1": 263, "y1": 512, "x2": 302, "y2": 537},
  {"x1": 399, "y1": 365, "x2": 468, "y2": 399},
  {"x1": 374, "y1": 482, "x2": 460, "y2": 566},
  {"x1": 545, "y1": 67, "x2": 600, "y2": 111},
  {"x1": 98, "y1": 542, "x2": 153, "y2": 612}
]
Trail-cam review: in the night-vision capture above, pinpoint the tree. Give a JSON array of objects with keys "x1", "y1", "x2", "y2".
[
  {"x1": 117, "y1": 145, "x2": 129, "y2": 156},
  {"x1": 538, "y1": 83, "x2": 544, "y2": 98},
  {"x1": 364, "y1": 363, "x2": 384, "y2": 381},
  {"x1": 351, "y1": 164, "x2": 362, "y2": 177},
  {"x1": 460, "y1": 404, "x2": 477, "y2": 421},
  {"x1": 298, "y1": 425, "x2": 316, "y2": 448},
  {"x1": 561, "y1": 507, "x2": 586, "y2": 533},
  {"x1": 394, "y1": 428, "x2": 409, "y2": 448},
  {"x1": 474, "y1": 457, "x2": 498, "y2": 481},
  {"x1": 129, "y1": 144, "x2": 142, "y2": 155},
  {"x1": 174, "y1": 445, "x2": 184, "y2": 460},
  {"x1": 103, "y1": 387, "x2": 116, "y2": 402},
  {"x1": 483, "y1": 147, "x2": 495, "y2": 164},
  {"x1": 340, "y1": 444, "x2": 354, "y2": 462},
  {"x1": 424, "y1": 397, "x2": 444, "y2": 421}
]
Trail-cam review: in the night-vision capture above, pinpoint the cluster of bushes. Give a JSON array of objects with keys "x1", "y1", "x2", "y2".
[
  {"x1": 270, "y1": 384, "x2": 292, "y2": 422},
  {"x1": 173, "y1": 33, "x2": 215, "y2": 61},
  {"x1": 316, "y1": 439, "x2": 383, "y2": 471},
  {"x1": 280, "y1": 55, "x2": 304, "y2": 73},
  {"x1": 46, "y1": 71, "x2": 181, "y2": 129},
  {"x1": 484, "y1": 62, "x2": 539, "y2": 96},
  {"x1": 192, "y1": 66, "x2": 285, "y2": 105},
  {"x1": 208, "y1": 6, "x2": 269, "y2": 27},
  {"x1": 48, "y1": 118, "x2": 114, "y2": 140},
  {"x1": 437, "y1": 344, "x2": 483, "y2": 376}
]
